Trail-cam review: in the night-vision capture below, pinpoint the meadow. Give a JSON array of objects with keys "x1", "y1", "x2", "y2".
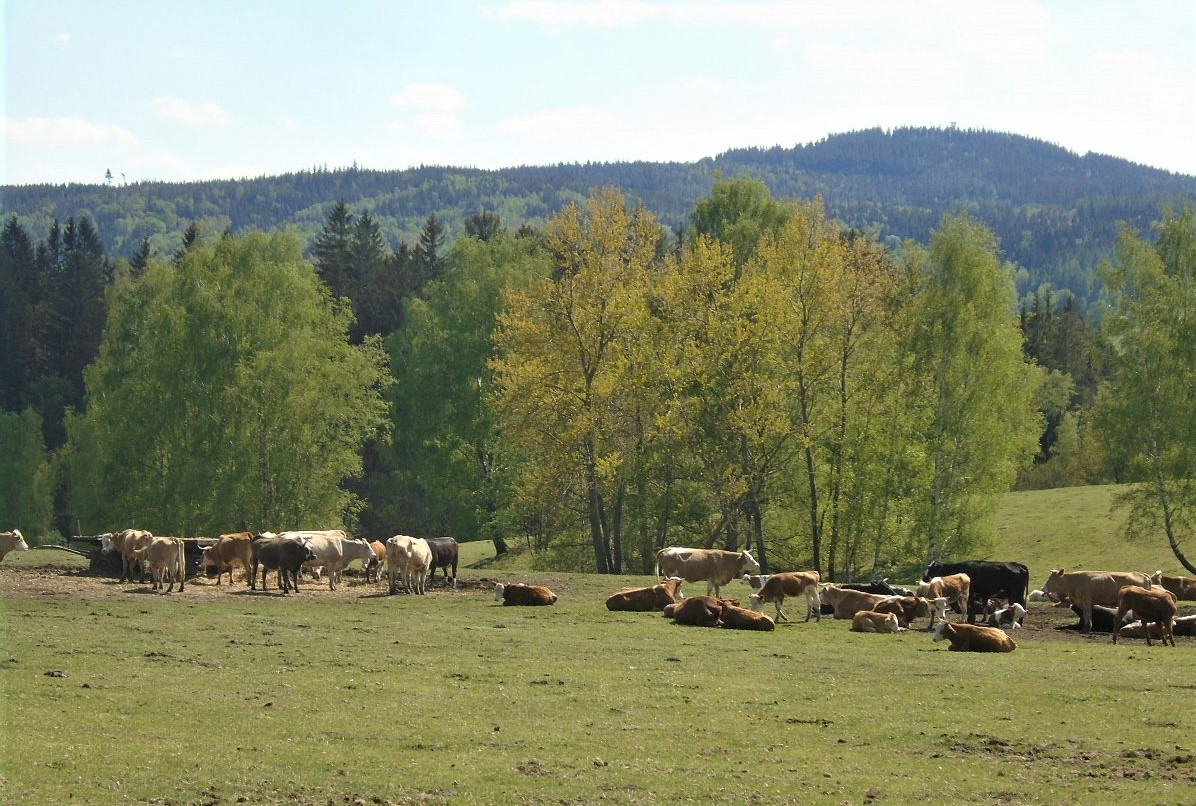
[{"x1": 1, "y1": 484, "x2": 1193, "y2": 805}]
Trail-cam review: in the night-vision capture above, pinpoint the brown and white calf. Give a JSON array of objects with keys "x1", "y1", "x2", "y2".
[
  {"x1": 1112, "y1": 585, "x2": 1177, "y2": 647},
  {"x1": 748, "y1": 571, "x2": 821, "y2": 622},
  {"x1": 984, "y1": 600, "x2": 1027, "y2": 630},
  {"x1": 851, "y1": 610, "x2": 904, "y2": 633},
  {"x1": 931, "y1": 620, "x2": 1017, "y2": 652},
  {"x1": 872, "y1": 595, "x2": 944, "y2": 629},
  {"x1": 605, "y1": 577, "x2": 684, "y2": 612},
  {"x1": 916, "y1": 573, "x2": 971, "y2": 625}
]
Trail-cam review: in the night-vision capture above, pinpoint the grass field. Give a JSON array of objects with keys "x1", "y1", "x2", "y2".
[{"x1": 2, "y1": 484, "x2": 1194, "y2": 805}]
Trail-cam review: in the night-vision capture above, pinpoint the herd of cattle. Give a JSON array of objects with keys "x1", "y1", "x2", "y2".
[{"x1": 3, "y1": 527, "x2": 1194, "y2": 649}]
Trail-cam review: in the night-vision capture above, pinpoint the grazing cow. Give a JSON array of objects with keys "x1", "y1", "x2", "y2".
[
  {"x1": 1043, "y1": 569, "x2": 1152, "y2": 633},
  {"x1": 1149, "y1": 571, "x2": 1196, "y2": 601},
  {"x1": 101, "y1": 529, "x2": 155, "y2": 583},
  {"x1": 654, "y1": 547, "x2": 760, "y2": 597},
  {"x1": 1112, "y1": 585, "x2": 1177, "y2": 647},
  {"x1": 748, "y1": 571, "x2": 821, "y2": 622},
  {"x1": 984, "y1": 601, "x2": 1027, "y2": 630},
  {"x1": 923, "y1": 560, "x2": 1030, "y2": 622},
  {"x1": 386, "y1": 535, "x2": 433, "y2": 595},
  {"x1": 0, "y1": 529, "x2": 30, "y2": 561},
  {"x1": 424, "y1": 536, "x2": 459, "y2": 588},
  {"x1": 494, "y1": 582, "x2": 557, "y2": 606},
  {"x1": 131, "y1": 536, "x2": 186, "y2": 593},
  {"x1": 199, "y1": 532, "x2": 254, "y2": 585},
  {"x1": 364, "y1": 540, "x2": 387, "y2": 583},
  {"x1": 742, "y1": 573, "x2": 770, "y2": 591},
  {"x1": 818, "y1": 585, "x2": 892, "y2": 619},
  {"x1": 932, "y1": 620, "x2": 1017, "y2": 652},
  {"x1": 605, "y1": 578, "x2": 684, "y2": 612},
  {"x1": 719, "y1": 602, "x2": 775, "y2": 631},
  {"x1": 916, "y1": 574, "x2": 971, "y2": 626},
  {"x1": 873, "y1": 595, "x2": 944, "y2": 629},
  {"x1": 851, "y1": 610, "x2": 904, "y2": 633},
  {"x1": 251, "y1": 535, "x2": 317, "y2": 593},
  {"x1": 279, "y1": 530, "x2": 374, "y2": 591},
  {"x1": 663, "y1": 595, "x2": 723, "y2": 627},
  {"x1": 1119, "y1": 614, "x2": 1196, "y2": 641}
]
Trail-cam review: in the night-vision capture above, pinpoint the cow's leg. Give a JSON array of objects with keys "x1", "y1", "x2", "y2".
[{"x1": 1082, "y1": 604, "x2": 1092, "y2": 634}]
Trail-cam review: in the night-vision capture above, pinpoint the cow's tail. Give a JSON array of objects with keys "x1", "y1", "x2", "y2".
[{"x1": 653, "y1": 549, "x2": 662, "y2": 578}]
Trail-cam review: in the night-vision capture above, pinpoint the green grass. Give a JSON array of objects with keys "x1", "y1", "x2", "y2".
[{"x1": 2, "y1": 485, "x2": 1195, "y2": 805}]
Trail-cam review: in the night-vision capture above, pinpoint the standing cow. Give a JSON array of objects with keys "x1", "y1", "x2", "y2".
[
  {"x1": 250, "y1": 535, "x2": 317, "y2": 593},
  {"x1": 748, "y1": 571, "x2": 821, "y2": 622},
  {"x1": 424, "y1": 536, "x2": 459, "y2": 588},
  {"x1": 387, "y1": 534, "x2": 433, "y2": 595},
  {"x1": 1043, "y1": 569, "x2": 1152, "y2": 633},
  {"x1": 199, "y1": 532, "x2": 254, "y2": 585},
  {"x1": 654, "y1": 547, "x2": 760, "y2": 598},
  {"x1": 923, "y1": 560, "x2": 1029, "y2": 622},
  {"x1": 131, "y1": 536, "x2": 187, "y2": 593},
  {"x1": 0, "y1": 529, "x2": 30, "y2": 561}
]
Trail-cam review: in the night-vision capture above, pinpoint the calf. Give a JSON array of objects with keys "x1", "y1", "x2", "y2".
[
  {"x1": 131, "y1": 536, "x2": 186, "y2": 593},
  {"x1": 984, "y1": 600, "x2": 1026, "y2": 629},
  {"x1": 1028, "y1": 589, "x2": 1051, "y2": 603},
  {"x1": 605, "y1": 578, "x2": 683, "y2": 612},
  {"x1": 931, "y1": 620, "x2": 1017, "y2": 652},
  {"x1": 0, "y1": 529, "x2": 30, "y2": 561},
  {"x1": 916, "y1": 573, "x2": 971, "y2": 625},
  {"x1": 748, "y1": 571, "x2": 820, "y2": 622},
  {"x1": 719, "y1": 602, "x2": 775, "y2": 631},
  {"x1": 494, "y1": 582, "x2": 557, "y2": 606},
  {"x1": 851, "y1": 610, "x2": 904, "y2": 633},
  {"x1": 663, "y1": 595, "x2": 723, "y2": 627},
  {"x1": 873, "y1": 595, "x2": 943, "y2": 629},
  {"x1": 199, "y1": 532, "x2": 253, "y2": 585},
  {"x1": 818, "y1": 585, "x2": 891, "y2": 619},
  {"x1": 364, "y1": 540, "x2": 386, "y2": 583},
  {"x1": 1112, "y1": 585, "x2": 1177, "y2": 647}
]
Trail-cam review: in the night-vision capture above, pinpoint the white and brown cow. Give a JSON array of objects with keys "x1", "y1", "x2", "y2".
[
  {"x1": 748, "y1": 571, "x2": 820, "y2": 622},
  {"x1": 386, "y1": 535, "x2": 433, "y2": 595},
  {"x1": 279, "y1": 530, "x2": 374, "y2": 591},
  {"x1": 873, "y1": 595, "x2": 945, "y2": 629},
  {"x1": 1042, "y1": 569, "x2": 1152, "y2": 633},
  {"x1": 654, "y1": 547, "x2": 760, "y2": 597},
  {"x1": 364, "y1": 540, "x2": 387, "y2": 583},
  {"x1": 1149, "y1": 571, "x2": 1196, "y2": 601},
  {"x1": 131, "y1": 535, "x2": 186, "y2": 593},
  {"x1": 199, "y1": 532, "x2": 254, "y2": 585},
  {"x1": 851, "y1": 610, "x2": 904, "y2": 633},
  {"x1": 0, "y1": 529, "x2": 30, "y2": 561},
  {"x1": 494, "y1": 582, "x2": 557, "y2": 606},
  {"x1": 931, "y1": 620, "x2": 1017, "y2": 652},
  {"x1": 605, "y1": 577, "x2": 684, "y2": 612},
  {"x1": 818, "y1": 585, "x2": 892, "y2": 619},
  {"x1": 1112, "y1": 585, "x2": 1177, "y2": 647},
  {"x1": 916, "y1": 573, "x2": 971, "y2": 626}
]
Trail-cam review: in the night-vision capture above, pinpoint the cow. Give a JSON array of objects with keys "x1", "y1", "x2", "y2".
[
  {"x1": 932, "y1": 620, "x2": 1017, "y2": 652},
  {"x1": 1042, "y1": 569, "x2": 1152, "y2": 633},
  {"x1": 923, "y1": 560, "x2": 1030, "y2": 622},
  {"x1": 916, "y1": 574, "x2": 971, "y2": 626},
  {"x1": 494, "y1": 582, "x2": 557, "y2": 606},
  {"x1": 0, "y1": 529, "x2": 30, "y2": 561},
  {"x1": 851, "y1": 610, "x2": 904, "y2": 633},
  {"x1": 1119, "y1": 614, "x2": 1196, "y2": 641},
  {"x1": 654, "y1": 547, "x2": 760, "y2": 597},
  {"x1": 818, "y1": 579, "x2": 902, "y2": 615},
  {"x1": 1066, "y1": 604, "x2": 1125, "y2": 634},
  {"x1": 1028, "y1": 589, "x2": 1051, "y2": 603},
  {"x1": 742, "y1": 574, "x2": 770, "y2": 591},
  {"x1": 872, "y1": 595, "x2": 945, "y2": 629},
  {"x1": 250, "y1": 535, "x2": 317, "y2": 593},
  {"x1": 818, "y1": 585, "x2": 892, "y2": 619},
  {"x1": 424, "y1": 536, "x2": 459, "y2": 588},
  {"x1": 279, "y1": 530, "x2": 374, "y2": 591},
  {"x1": 747, "y1": 571, "x2": 821, "y2": 622},
  {"x1": 364, "y1": 540, "x2": 387, "y2": 583},
  {"x1": 131, "y1": 536, "x2": 186, "y2": 593},
  {"x1": 605, "y1": 578, "x2": 684, "y2": 612},
  {"x1": 984, "y1": 601, "x2": 1027, "y2": 630},
  {"x1": 1112, "y1": 585, "x2": 1177, "y2": 647},
  {"x1": 199, "y1": 532, "x2": 254, "y2": 585},
  {"x1": 386, "y1": 535, "x2": 433, "y2": 595},
  {"x1": 719, "y1": 601, "x2": 775, "y2": 631},
  {"x1": 1149, "y1": 571, "x2": 1196, "y2": 601},
  {"x1": 663, "y1": 595, "x2": 723, "y2": 627},
  {"x1": 101, "y1": 529, "x2": 154, "y2": 583}
]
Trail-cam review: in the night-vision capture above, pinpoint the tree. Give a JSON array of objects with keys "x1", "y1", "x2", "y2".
[
  {"x1": 0, "y1": 216, "x2": 41, "y2": 412},
  {"x1": 688, "y1": 175, "x2": 792, "y2": 269},
  {"x1": 310, "y1": 200, "x2": 356, "y2": 301},
  {"x1": 65, "y1": 230, "x2": 391, "y2": 536},
  {"x1": 414, "y1": 213, "x2": 447, "y2": 291},
  {"x1": 1095, "y1": 208, "x2": 1196, "y2": 573},
  {"x1": 0, "y1": 409, "x2": 54, "y2": 539},
  {"x1": 464, "y1": 209, "x2": 503, "y2": 242}
]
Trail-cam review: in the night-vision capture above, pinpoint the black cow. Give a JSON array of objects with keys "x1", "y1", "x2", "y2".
[
  {"x1": 424, "y1": 536, "x2": 459, "y2": 587},
  {"x1": 1068, "y1": 603, "x2": 1123, "y2": 634},
  {"x1": 923, "y1": 560, "x2": 1030, "y2": 623},
  {"x1": 819, "y1": 579, "x2": 901, "y2": 616},
  {"x1": 251, "y1": 536, "x2": 317, "y2": 594}
]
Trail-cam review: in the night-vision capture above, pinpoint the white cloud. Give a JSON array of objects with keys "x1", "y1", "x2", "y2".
[
  {"x1": 2, "y1": 116, "x2": 140, "y2": 148},
  {"x1": 496, "y1": 106, "x2": 629, "y2": 140},
  {"x1": 390, "y1": 83, "x2": 467, "y2": 113},
  {"x1": 152, "y1": 97, "x2": 232, "y2": 128}
]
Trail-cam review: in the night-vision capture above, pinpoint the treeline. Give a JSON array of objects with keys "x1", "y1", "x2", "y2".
[
  {"x1": 4, "y1": 127, "x2": 1194, "y2": 305},
  {"x1": 2, "y1": 180, "x2": 1193, "y2": 577}
]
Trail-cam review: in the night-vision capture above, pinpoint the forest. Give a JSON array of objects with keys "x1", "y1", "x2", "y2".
[{"x1": 2, "y1": 134, "x2": 1195, "y2": 579}]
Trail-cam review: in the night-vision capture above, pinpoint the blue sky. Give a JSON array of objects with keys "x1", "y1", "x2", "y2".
[{"x1": 3, "y1": 0, "x2": 1194, "y2": 186}]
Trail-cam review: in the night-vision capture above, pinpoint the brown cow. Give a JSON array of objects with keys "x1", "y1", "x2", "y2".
[
  {"x1": 1149, "y1": 571, "x2": 1196, "y2": 601},
  {"x1": 101, "y1": 529, "x2": 155, "y2": 583},
  {"x1": 1112, "y1": 585, "x2": 1177, "y2": 647},
  {"x1": 719, "y1": 602, "x2": 775, "y2": 631},
  {"x1": 131, "y1": 536, "x2": 186, "y2": 593},
  {"x1": 0, "y1": 529, "x2": 30, "y2": 561},
  {"x1": 199, "y1": 532, "x2": 253, "y2": 585},
  {"x1": 1042, "y1": 569, "x2": 1152, "y2": 633},
  {"x1": 748, "y1": 571, "x2": 820, "y2": 622},
  {"x1": 364, "y1": 540, "x2": 386, "y2": 583},
  {"x1": 851, "y1": 610, "x2": 904, "y2": 633},
  {"x1": 818, "y1": 585, "x2": 891, "y2": 619},
  {"x1": 655, "y1": 547, "x2": 760, "y2": 597},
  {"x1": 932, "y1": 620, "x2": 1017, "y2": 652},
  {"x1": 663, "y1": 595, "x2": 724, "y2": 627},
  {"x1": 873, "y1": 595, "x2": 945, "y2": 629},
  {"x1": 605, "y1": 578, "x2": 684, "y2": 612},
  {"x1": 916, "y1": 574, "x2": 971, "y2": 626},
  {"x1": 494, "y1": 582, "x2": 557, "y2": 606}
]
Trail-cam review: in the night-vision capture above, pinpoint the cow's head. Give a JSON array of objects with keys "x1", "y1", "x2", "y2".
[
  {"x1": 10, "y1": 529, "x2": 30, "y2": 552},
  {"x1": 740, "y1": 550, "x2": 760, "y2": 574},
  {"x1": 1041, "y1": 569, "x2": 1065, "y2": 600},
  {"x1": 931, "y1": 597, "x2": 948, "y2": 623},
  {"x1": 931, "y1": 619, "x2": 950, "y2": 642},
  {"x1": 494, "y1": 582, "x2": 505, "y2": 602},
  {"x1": 98, "y1": 533, "x2": 116, "y2": 553},
  {"x1": 749, "y1": 593, "x2": 763, "y2": 612},
  {"x1": 923, "y1": 561, "x2": 944, "y2": 583}
]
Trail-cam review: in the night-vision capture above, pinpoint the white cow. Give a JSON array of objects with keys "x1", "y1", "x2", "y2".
[
  {"x1": 0, "y1": 529, "x2": 30, "y2": 561},
  {"x1": 278, "y1": 530, "x2": 373, "y2": 590},
  {"x1": 386, "y1": 534, "x2": 432, "y2": 595}
]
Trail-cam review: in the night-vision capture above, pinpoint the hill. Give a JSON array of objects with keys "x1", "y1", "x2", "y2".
[{"x1": 4, "y1": 126, "x2": 1195, "y2": 302}]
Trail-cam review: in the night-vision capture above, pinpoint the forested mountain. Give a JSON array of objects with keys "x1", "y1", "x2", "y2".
[{"x1": 5, "y1": 127, "x2": 1195, "y2": 302}]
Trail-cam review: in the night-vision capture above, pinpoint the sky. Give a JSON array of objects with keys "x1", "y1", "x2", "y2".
[{"x1": 3, "y1": 0, "x2": 1194, "y2": 186}]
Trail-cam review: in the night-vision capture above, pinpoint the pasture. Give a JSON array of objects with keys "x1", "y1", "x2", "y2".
[{"x1": 2, "y1": 485, "x2": 1196, "y2": 805}]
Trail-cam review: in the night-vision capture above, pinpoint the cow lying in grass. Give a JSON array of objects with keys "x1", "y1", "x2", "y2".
[
  {"x1": 605, "y1": 577, "x2": 684, "y2": 611},
  {"x1": 931, "y1": 620, "x2": 1017, "y2": 652},
  {"x1": 1118, "y1": 613, "x2": 1196, "y2": 641},
  {"x1": 851, "y1": 610, "x2": 904, "y2": 633},
  {"x1": 719, "y1": 601, "x2": 775, "y2": 631},
  {"x1": 494, "y1": 582, "x2": 557, "y2": 606},
  {"x1": 873, "y1": 595, "x2": 945, "y2": 630}
]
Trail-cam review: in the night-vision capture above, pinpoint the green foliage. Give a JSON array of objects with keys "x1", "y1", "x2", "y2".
[
  {"x1": 64, "y1": 230, "x2": 391, "y2": 535},
  {"x1": 0, "y1": 408, "x2": 54, "y2": 538}
]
